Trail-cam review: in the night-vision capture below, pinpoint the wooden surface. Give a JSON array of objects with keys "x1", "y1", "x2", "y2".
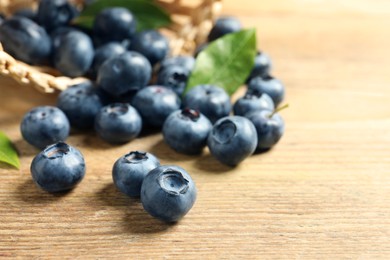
[{"x1": 1, "y1": 0, "x2": 390, "y2": 258}]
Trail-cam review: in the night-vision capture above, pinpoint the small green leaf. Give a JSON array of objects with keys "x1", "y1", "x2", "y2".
[
  {"x1": 73, "y1": 0, "x2": 171, "y2": 31},
  {"x1": 186, "y1": 29, "x2": 257, "y2": 96},
  {"x1": 0, "y1": 132, "x2": 20, "y2": 169}
]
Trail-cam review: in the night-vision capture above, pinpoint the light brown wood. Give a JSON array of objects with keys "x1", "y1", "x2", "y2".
[{"x1": 1, "y1": 0, "x2": 390, "y2": 258}]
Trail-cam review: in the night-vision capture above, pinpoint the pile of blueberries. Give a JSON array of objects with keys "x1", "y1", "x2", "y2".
[{"x1": 4, "y1": 0, "x2": 286, "y2": 222}]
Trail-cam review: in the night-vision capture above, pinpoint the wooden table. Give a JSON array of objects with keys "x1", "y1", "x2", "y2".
[{"x1": 1, "y1": 0, "x2": 390, "y2": 258}]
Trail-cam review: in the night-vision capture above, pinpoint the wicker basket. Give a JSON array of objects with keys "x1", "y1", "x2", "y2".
[{"x1": 0, "y1": 0, "x2": 222, "y2": 93}]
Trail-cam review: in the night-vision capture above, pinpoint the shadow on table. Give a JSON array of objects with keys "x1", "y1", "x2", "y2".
[
  {"x1": 15, "y1": 178, "x2": 70, "y2": 204},
  {"x1": 193, "y1": 153, "x2": 236, "y2": 174},
  {"x1": 13, "y1": 138, "x2": 39, "y2": 157},
  {"x1": 97, "y1": 183, "x2": 174, "y2": 234},
  {"x1": 148, "y1": 138, "x2": 195, "y2": 162}
]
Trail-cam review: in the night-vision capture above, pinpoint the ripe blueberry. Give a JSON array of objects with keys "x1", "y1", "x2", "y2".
[
  {"x1": 132, "y1": 86, "x2": 181, "y2": 128},
  {"x1": 30, "y1": 142, "x2": 85, "y2": 193},
  {"x1": 0, "y1": 17, "x2": 52, "y2": 65},
  {"x1": 20, "y1": 106, "x2": 70, "y2": 149},
  {"x1": 233, "y1": 90, "x2": 274, "y2": 116},
  {"x1": 141, "y1": 165, "x2": 197, "y2": 222},
  {"x1": 159, "y1": 55, "x2": 195, "y2": 73},
  {"x1": 130, "y1": 30, "x2": 169, "y2": 66},
  {"x1": 57, "y1": 81, "x2": 103, "y2": 129},
  {"x1": 97, "y1": 51, "x2": 152, "y2": 97},
  {"x1": 247, "y1": 51, "x2": 272, "y2": 82},
  {"x1": 208, "y1": 16, "x2": 241, "y2": 42},
  {"x1": 163, "y1": 109, "x2": 212, "y2": 155},
  {"x1": 90, "y1": 42, "x2": 126, "y2": 78},
  {"x1": 95, "y1": 103, "x2": 142, "y2": 144},
  {"x1": 157, "y1": 65, "x2": 190, "y2": 96},
  {"x1": 207, "y1": 116, "x2": 257, "y2": 166},
  {"x1": 112, "y1": 151, "x2": 160, "y2": 197},
  {"x1": 36, "y1": 0, "x2": 78, "y2": 32},
  {"x1": 53, "y1": 30, "x2": 94, "y2": 77},
  {"x1": 245, "y1": 109, "x2": 285, "y2": 151},
  {"x1": 248, "y1": 75, "x2": 285, "y2": 107},
  {"x1": 183, "y1": 84, "x2": 231, "y2": 123}
]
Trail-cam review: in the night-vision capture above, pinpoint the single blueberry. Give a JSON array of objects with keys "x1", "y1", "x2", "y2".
[
  {"x1": 132, "y1": 86, "x2": 181, "y2": 128},
  {"x1": 37, "y1": 0, "x2": 78, "y2": 32},
  {"x1": 57, "y1": 81, "x2": 103, "y2": 129},
  {"x1": 248, "y1": 75, "x2": 285, "y2": 107},
  {"x1": 207, "y1": 116, "x2": 257, "y2": 166},
  {"x1": 246, "y1": 51, "x2": 272, "y2": 82},
  {"x1": 20, "y1": 106, "x2": 70, "y2": 149},
  {"x1": 97, "y1": 51, "x2": 152, "y2": 97},
  {"x1": 245, "y1": 110, "x2": 285, "y2": 151},
  {"x1": 233, "y1": 90, "x2": 274, "y2": 116},
  {"x1": 163, "y1": 109, "x2": 212, "y2": 155},
  {"x1": 207, "y1": 16, "x2": 241, "y2": 42},
  {"x1": 0, "y1": 17, "x2": 52, "y2": 65},
  {"x1": 129, "y1": 30, "x2": 169, "y2": 66},
  {"x1": 90, "y1": 42, "x2": 126, "y2": 78},
  {"x1": 30, "y1": 142, "x2": 85, "y2": 193},
  {"x1": 159, "y1": 55, "x2": 195, "y2": 73},
  {"x1": 183, "y1": 84, "x2": 231, "y2": 123},
  {"x1": 112, "y1": 151, "x2": 160, "y2": 197},
  {"x1": 95, "y1": 103, "x2": 142, "y2": 144},
  {"x1": 141, "y1": 165, "x2": 197, "y2": 223},
  {"x1": 53, "y1": 30, "x2": 94, "y2": 77},
  {"x1": 157, "y1": 65, "x2": 190, "y2": 96},
  {"x1": 93, "y1": 7, "x2": 137, "y2": 44}
]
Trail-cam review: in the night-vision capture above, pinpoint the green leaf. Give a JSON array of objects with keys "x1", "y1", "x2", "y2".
[
  {"x1": 0, "y1": 132, "x2": 20, "y2": 169},
  {"x1": 73, "y1": 0, "x2": 171, "y2": 31},
  {"x1": 186, "y1": 29, "x2": 257, "y2": 96}
]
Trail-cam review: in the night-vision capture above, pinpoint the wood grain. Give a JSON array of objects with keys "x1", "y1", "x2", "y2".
[{"x1": 1, "y1": 0, "x2": 390, "y2": 258}]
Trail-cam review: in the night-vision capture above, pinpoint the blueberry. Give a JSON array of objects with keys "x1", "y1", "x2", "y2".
[
  {"x1": 97, "y1": 51, "x2": 152, "y2": 97},
  {"x1": 95, "y1": 103, "x2": 142, "y2": 144},
  {"x1": 132, "y1": 86, "x2": 181, "y2": 128},
  {"x1": 93, "y1": 7, "x2": 136, "y2": 44},
  {"x1": 163, "y1": 109, "x2": 212, "y2": 155},
  {"x1": 112, "y1": 151, "x2": 160, "y2": 197},
  {"x1": 183, "y1": 84, "x2": 231, "y2": 123},
  {"x1": 20, "y1": 106, "x2": 70, "y2": 149},
  {"x1": 57, "y1": 81, "x2": 103, "y2": 129},
  {"x1": 245, "y1": 110, "x2": 285, "y2": 151},
  {"x1": 233, "y1": 90, "x2": 274, "y2": 116},
  {"x1": 37, "y1": 0, "x2": 78, "y2": 32},
  {"x1": 159, "y1": 55, "x2": 195, "y2": 73},
  {"x1": 207, "y1": 16, "x2": 241, "y2": 42},
  {"x1": 157, "y1": 65, "x2": 190, "y2": 96},
  {"x1": 50, "y1": 27, "x2": 78, "y2": 49},
  {"x1": 129, "y1": 30, "x2": 169, "y2": 66},
  {"x1": 247, "y1": 51, "x2": 272, "y2": 82},
  {"x1": 0, "y1": 17, "x2": 52, "y2": 65},
  {"x1": 53, "y1": 30, "x2": 94, "y2": 77},
  {"x1": 90, "y1": 42, "x2": 126, "y2": 78},
  {"x1": 248, "y1": 75, "x2": 285, "y2": 107},
  {"x1": 207, "y1": 116, "x2": 257, "y2": 166},
  {"x1": 30, "y1": 142, "x2": 85, "y2": 193},
  {"x1": 141, "y1": 165, "x2": 197, "y2": 222}
]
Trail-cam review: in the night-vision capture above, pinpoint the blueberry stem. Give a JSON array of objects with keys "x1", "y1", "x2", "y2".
[{"x1": 269, "y1": 103, "x2": 289, "y2": 118}]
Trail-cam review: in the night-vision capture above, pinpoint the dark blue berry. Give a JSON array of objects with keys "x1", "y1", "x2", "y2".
[
  {"x1": 159, "y1": 55, "x2": 195, "y2": 73},
  {"x1": 30, "y1": 142, "x2": 85, "y2": 193},
  {"x1": 141, "y1": 165, "x2": 197, "y2": 222},
  {"x1": 233, "y1": 90, "x2": 274, "y2": 116},
  {"x1": 37, "y1": 0, "x2": 78, "y2": 32},
  {"x1": 183, "y1": 84, "x2": 231, "y2": 123},
  {"x1": 132, "y1": 86, "x2": 181, "y2": 128},
  {"x1": 207, "y1": 116, "x2": 257, "y2": 166},
  {"x1": 112, "y1": 151, "x2": 160, "y2": 197},
  {"x1": 20, "y1": 106, "x2": 70, "y2": 149},
  {"x1": 207, "y1": 16, "x2": 241, "y2": 42},
  {"x1": 0, "y1": 17, "x2": 52, "y2": 65},
  {"x1": 57, "y1": 81, "x2": 103, "y2": 129},
  {"x1": 157, "y1": 65, "x2": 190, "y2": 96},
  {"x1": 97, "y1": 51, "x2": 152, "y2": 97},
  {"x1": 129, "y1": 30, "x2": 169, "y2": 66},
  {"x1": 95, "y1": 103, "x2": 142, "y2": 144},
  {"x1": 90, "y1": 42, "x2": 126, "y2": 78},
  {"x1": 248, "y1": 75, "x2": 285, "y2": 107},
  {"x1": 163, "y1": 109, "x2": 212, "y2": 155}
]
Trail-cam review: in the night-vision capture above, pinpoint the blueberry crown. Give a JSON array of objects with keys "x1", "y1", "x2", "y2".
[{"x1": 180, "y1": 108, "x2": 200, "y2": 122}]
